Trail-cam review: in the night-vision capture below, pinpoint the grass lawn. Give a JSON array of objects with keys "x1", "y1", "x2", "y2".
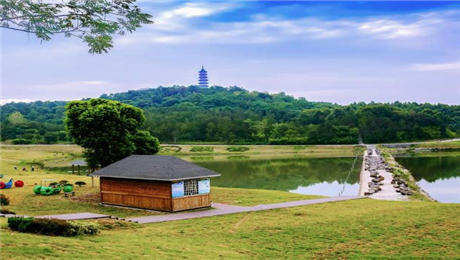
[
  {"x1": 1, "y1": 144, "x2": 459, "y2": 259},
  {"x1": 413, "y1": 141, "x2": 460, "y2": 149},
  {"x1": 161, "y1": 144, "x2": 364, "y2": 157},
  {"x1": 1, "y1": 198, "x2": 459, "y2": 259}
]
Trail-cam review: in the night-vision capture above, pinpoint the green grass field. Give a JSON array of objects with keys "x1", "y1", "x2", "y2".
[
  {"x1": 413, "y1": 141, "x2": 460, "y2": 149},
  {"x1": 1, "y1": 144, "x2": 459, "y2": 259},
  {"x1": 1, "y1": 199, "x2": 459, "y2": 259}
]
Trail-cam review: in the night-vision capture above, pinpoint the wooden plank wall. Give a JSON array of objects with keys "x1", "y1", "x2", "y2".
[
  {"x1": 100, "y1": 178, "x2": 172, "y2": 211},
  {"x1": 172, "y1": 194, "x2": 211, "y2": 212}
]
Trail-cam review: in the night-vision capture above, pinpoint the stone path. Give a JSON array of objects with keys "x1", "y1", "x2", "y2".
[
  {"x1": 126, "y1": 196, "x2": 364, "y2": 224},
  {"x1": 359, "y1": 147, "x2": 409, "y2": 201}
]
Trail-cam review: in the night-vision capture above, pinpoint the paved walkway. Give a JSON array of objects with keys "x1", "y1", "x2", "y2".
[
  {"x1": 35, "y1": 212, "x2": 111, "y2": 220},
  {"x1": 0, "y1": 212, "x2": 112, "y2": 220},
  {"x1": 126, "y1": 196, "x2": 364, "y2": 224}
]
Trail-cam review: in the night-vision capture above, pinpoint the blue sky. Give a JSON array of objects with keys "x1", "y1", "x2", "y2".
[{"x1": 1, "y1": 1, "x2": 459, "y2": 104}]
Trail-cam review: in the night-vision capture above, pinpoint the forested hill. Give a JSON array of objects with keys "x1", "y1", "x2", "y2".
[{"x1": 1, "y1": 85, "x2": 459, "y2": 144}]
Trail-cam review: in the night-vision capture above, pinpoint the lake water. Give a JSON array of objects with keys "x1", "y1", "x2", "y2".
[
  {"x1": 193, "y1": 156, "x2": 362, "y2": 197},
  {"x1": 396, "y1": 154, "x2": 460, "y2": 203}
]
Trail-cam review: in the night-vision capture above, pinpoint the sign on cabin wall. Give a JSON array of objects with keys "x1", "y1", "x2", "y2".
[
  {"x1": 198, "y1": 178, "x2": 210, "y2": 194},
  {"x1": 172, "y1": 181, "x2": 184, "y2": 198}
]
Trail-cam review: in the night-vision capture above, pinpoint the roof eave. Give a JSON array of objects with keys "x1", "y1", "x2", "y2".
[{"x1": 89, "y1": 174, "x2": 221, "y2": 182}]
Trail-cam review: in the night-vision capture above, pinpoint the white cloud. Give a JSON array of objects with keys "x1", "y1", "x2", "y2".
[
  {"x1": 359, "y1": 17, "x2": 444, "y2": 39},
  {"x1": 411, "y1": 62, "x2": 460, "y2": 71},
  {"x1": 359, "y1": 20, "x2": 420, "y2": 38},
  {"x1": 116, "y1": 6, "x2": 458, "y2": 46},
  {"x1": 7, "y1": 80, "x2": 121, "y2": 101},
  {"x1": 0, "y1": 99, "x2": 36, "y2": 105},
  {"x1": 160, "y1": 3, "x2": 229, "y2": 19},
  {"x1": 28, "y1": 80, "x2": 113, "y2": 91}
]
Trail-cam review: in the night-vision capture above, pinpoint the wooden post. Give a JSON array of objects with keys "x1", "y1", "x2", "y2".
[
  {"x1": 77, "y1": 165, "x2": 80, "y2": 175},
  {"x1": 72, "y1": 164, "x2": 75, "y2": 174},
  {"x1": 92, "y1": 176, "x2": 94, "y2": 187}
]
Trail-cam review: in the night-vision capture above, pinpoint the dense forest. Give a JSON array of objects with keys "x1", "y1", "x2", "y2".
[{"x1": 1, "y1": 86, "x2": 459, "y2": 144}]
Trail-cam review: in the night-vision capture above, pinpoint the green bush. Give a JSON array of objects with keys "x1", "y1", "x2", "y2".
[
  {"x1": 226, "y1": 146, "x2": 250, "y2": 152},
  {"x1": 1, "y1": 194, "x2": 10, "y2": 206},
  {"x1": 0, "y1": 209, "x2": 16, "y2": 215},
  {"x1": 8, "y1": 217, "x2": 100, "y2": 236},
  {"x1": 75, "y1": 181, "x2": 87, "y2": 187},
  {"x1": 12, "y1": 139, "x2": 33, "y2": 144},
  {"x1": 190, "y1": 146, "x2": 214, "y2": 152},
  {"x1": 160, "y1": 146, "x2": 182, "y2": 152}
]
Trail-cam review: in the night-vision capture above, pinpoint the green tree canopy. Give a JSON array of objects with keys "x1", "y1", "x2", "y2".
[
  {"x1": 2, "y1": 86, "x2": 459, "y2": 145},
  {"x1": 7, "y1": 111, "x2": 27, "y2": 125},
  {"x1": 65, "y1": 98, "x2": 159, "y2": 167},
  {"x1": 0, "y1": 0, "x2": 153, "y2": 54}
]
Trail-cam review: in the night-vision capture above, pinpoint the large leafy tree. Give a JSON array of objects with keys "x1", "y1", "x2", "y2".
[
  {"x1": 65, "y1": 98, "x2": 160, "y2": 167},
  {"x1": 0, "y1": 0, "x2": 153, "y2": 54}
]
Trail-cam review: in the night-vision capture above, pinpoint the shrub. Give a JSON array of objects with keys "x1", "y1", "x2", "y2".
[
  {"x1": 1, "y1": 209, "x2": 16, "y2": 215},
  {"x1": 160, "y1": 145, "x2": 182, "y2": 152},
  {"x1": 69, "y1": 221, "x2": 99, "y2": 235},
  {"x1": 75, "y1": 181, "x2": 87, "y2": 187},
  {"x1": 226, "y1": 146, "x2": 250, "y2": 152},
  {"x1": 8, "y1": 217, "x2": 33, "y2": 231},
  {"x1": 8, "y1": 217, "x2": 100, "y2": 236},
  {"x1": 190, "y1": 146, "x2": 214, "y2": 152},
  {"x1": 1, "y1": 194, "x2": 10, "y2": 206},
  {"x1": 12, "y1": 139, "x2": 32, "y2": 145}
]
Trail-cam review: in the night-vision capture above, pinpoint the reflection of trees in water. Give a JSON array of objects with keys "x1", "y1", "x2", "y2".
[
  {"x1": 396, "y1": 156, "x2": 460, "y2": 182},
  {"x1": 196, "y1": 157, "x2": 361, "y2": 191}
]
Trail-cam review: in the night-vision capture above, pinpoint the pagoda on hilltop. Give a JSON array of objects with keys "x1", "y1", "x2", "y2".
[{"x1": 198, "y1": 66, "x2": 209, "y2": 87}]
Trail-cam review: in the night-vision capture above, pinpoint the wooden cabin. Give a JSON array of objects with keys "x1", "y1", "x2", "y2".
[{"x1": 89, "y1": 155, "x2": 220, "y2": 212}]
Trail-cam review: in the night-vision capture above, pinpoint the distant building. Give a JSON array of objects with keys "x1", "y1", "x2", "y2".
[{"x1": 198, "y1": 66, "x2": 209, "y2": 87}]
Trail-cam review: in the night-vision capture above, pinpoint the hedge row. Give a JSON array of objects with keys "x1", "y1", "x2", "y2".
[
  {"x1": 190, "y1": 146, "x2": 214, "y2": 152},
  {"x1": 8, "y1": 217, "x2": 99, "y2": 236},
  {"x1": 226, "y1": 146, "x2": 250, "y2": 152}
]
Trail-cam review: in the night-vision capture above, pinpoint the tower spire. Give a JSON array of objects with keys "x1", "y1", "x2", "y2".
[{"x1": 198, "y1": 66, "x2": 209, "y2": 87}]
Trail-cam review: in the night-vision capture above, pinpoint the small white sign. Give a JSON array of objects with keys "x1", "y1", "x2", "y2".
[{"x1": 198, "y1": 178, "x2": 210, "y2": 194}]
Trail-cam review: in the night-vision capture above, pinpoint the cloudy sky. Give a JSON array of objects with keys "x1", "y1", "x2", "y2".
[{"x1": 1, "y1": 1, "x2": 460, "y2": 105}]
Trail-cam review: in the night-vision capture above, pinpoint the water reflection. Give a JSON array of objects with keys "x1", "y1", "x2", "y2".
[
  {"x1": 396, "y1": 155, "x2": 460, "y2": 203},
  {"x1": 194, "y1": 157, "x2": 361, "y2": 197}
]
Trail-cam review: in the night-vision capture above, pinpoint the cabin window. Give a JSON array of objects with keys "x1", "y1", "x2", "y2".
[{"x1": 184, "y1": 179, "x2": 199, "y2": 196}]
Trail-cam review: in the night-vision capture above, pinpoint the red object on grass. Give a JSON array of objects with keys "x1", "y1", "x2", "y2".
[
  {"x1": 14, "y1": 180, "x2": 24, "y2": 187},
  {"x1": 0, "y1": 182, "x2": 5, "y2": 189}
]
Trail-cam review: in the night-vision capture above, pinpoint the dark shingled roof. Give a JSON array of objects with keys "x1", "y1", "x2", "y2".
[{"x1": 89, "y1": 155, "x2": 220, "y2": 181}]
